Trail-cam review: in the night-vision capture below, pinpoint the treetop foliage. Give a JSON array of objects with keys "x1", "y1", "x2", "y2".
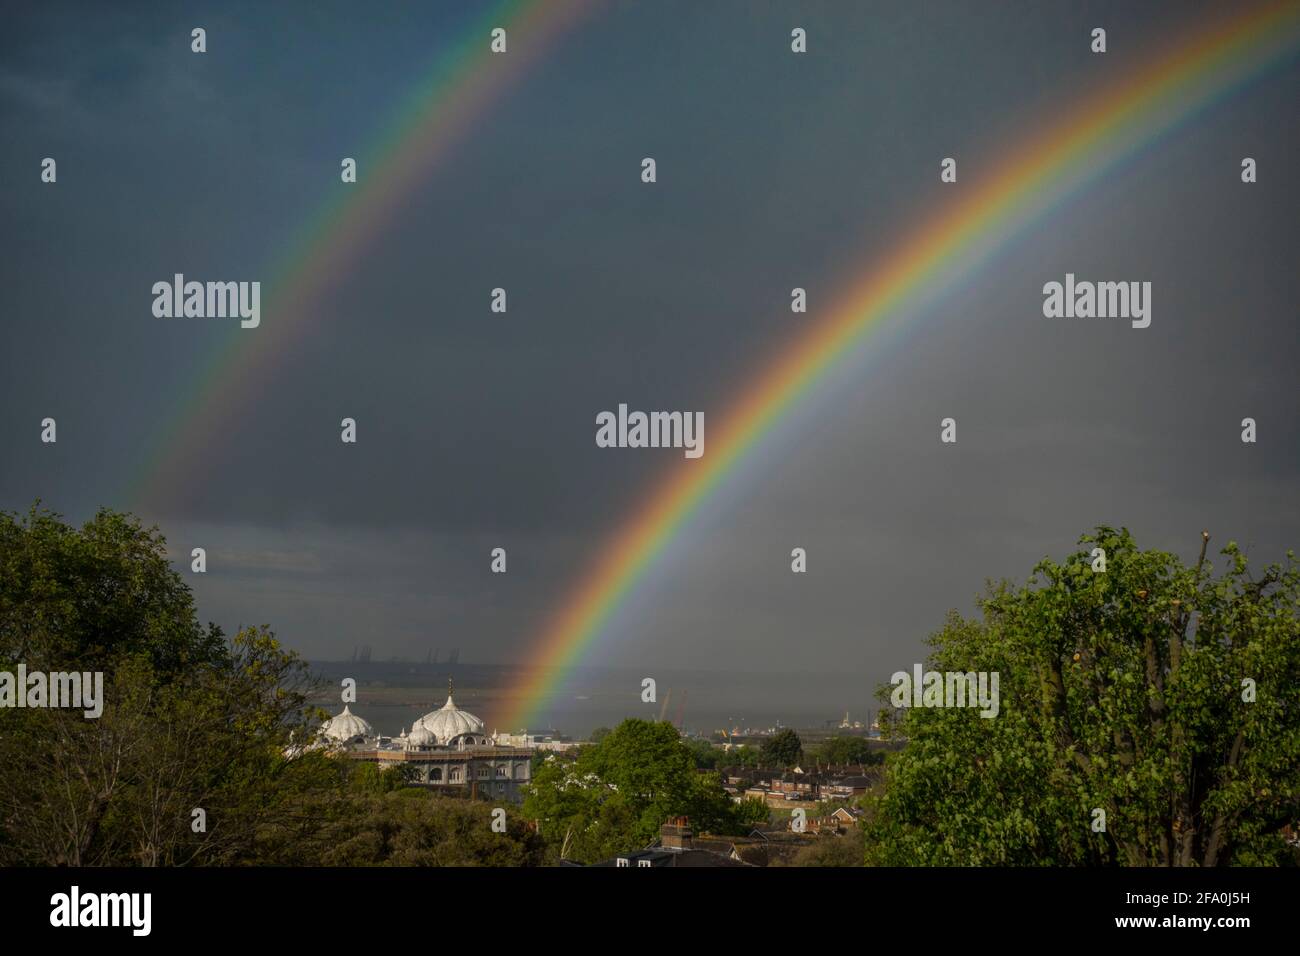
[
  {"x1": 866, "y1": 527, "x2": 1300, "y2": 866},
  {"x1": 522, "y1": 718, "x2": 766, "y2": 863}
]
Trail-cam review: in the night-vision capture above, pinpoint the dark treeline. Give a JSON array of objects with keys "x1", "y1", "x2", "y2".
[{"x1": 0, "y1": 505, "x2": 550, "y2": 866}]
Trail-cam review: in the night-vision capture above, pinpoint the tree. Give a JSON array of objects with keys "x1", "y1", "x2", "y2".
[
  {"x1": 811, "y1": 736, "x2": 882, "y2": 767},
  {"x1": 714, "y1": 744, "x2": 762, "y2": 769},
  {"x1": 683, "y1": 736, "x2": 722, "y2": 768},
  {"x1": 0, "y1": 505, "x2": 326, "y2": 866},
  {"x1": 522, "y1": 718, "x2": 756, "y2": 863},
  {"x1": 733, "y1": 795, "x2": 771, "y2": 828},
  {"x1": 0, "y1": 622, "x2": 329, "y2": 866},
  {"x1": 529, "y1": 748, "x2": 554, "y2": 777},
  {"x1": 0, "y1": 504, "x2": 557, "y2": 868},
  {"x1": 0, "y1": 504, "x2": 225, "y2": 676},
  {"x1": 782, "y1": 830, "x2": 866, "y2": 867},
  {"x1": 258, "y1": 780, "x2": 548, "y2": 867},
  {"x1": 761, "y1": 728, "x2": 803, "y2": 768},
  {"x1": 864, "y1": 527, "x2": 1300, "y2": 866}
]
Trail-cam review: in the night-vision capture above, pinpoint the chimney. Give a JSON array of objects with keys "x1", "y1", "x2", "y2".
[{"x1": 660, "y1": 816, "x2": 693, "y2": 850}]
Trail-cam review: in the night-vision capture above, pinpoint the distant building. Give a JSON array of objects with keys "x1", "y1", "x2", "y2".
[
  {"x1": 820, "y1": 774, "x2": 876, "y2": 801},
  {"x1": 770, "y1": 773, "x2": 818, "y2": 801},
  {"x1": 491, "y1": 730, "x2": 579, "y2": 752},
  {"x1": 716, "y1": 765, "x2": 879, "y2": 805},
  {"x1": 809, "y1": 806, "x2": 865, "y2": 834},
  {"x1": 313, "y1": 680, "x2": 533, "y2": 802}
]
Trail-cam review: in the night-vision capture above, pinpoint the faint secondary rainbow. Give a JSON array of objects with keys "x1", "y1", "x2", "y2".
[
  {"x1": 505, "y1": 1, "x2": 1300, "y2": 729},
  {"x1": 133, "y1": 0, "x2": 593, "y2": 509}
]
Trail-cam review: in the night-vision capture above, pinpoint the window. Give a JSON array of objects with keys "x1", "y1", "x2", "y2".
[
  {"x1": 476, "y1": 767, "x2": 490, "y2": 779},
  {"x1": 428, "y1": 767, "x2": 442, "y2": 782},
  {"x1": 637, "y1": 860, "x2": 652, "y2": 868},
  {"x1": 616, "y1": 858, "x2": 629, "y2": 867},
  {"x1": 450, "y1": 769, "x2": 461, "y2": 783},
  {"x1": 495, "y1": 767, "x2": 507, "y2": 778}
]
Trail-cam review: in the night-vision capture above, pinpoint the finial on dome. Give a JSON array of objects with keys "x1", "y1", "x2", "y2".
[{"x1": 448, "y1": 675, "x2": 454, "y2": 701}]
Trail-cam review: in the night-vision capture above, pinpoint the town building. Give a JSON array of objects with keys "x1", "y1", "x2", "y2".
[
  {"x1": 316, "y1": 680, "x2": 533, "y2": 802},
  {"x1": 491, "y1": 730, "x2": 580, "y2": 752},
  {"x1": 720, "y1": 765, "x2": 882, "y2": 807}
]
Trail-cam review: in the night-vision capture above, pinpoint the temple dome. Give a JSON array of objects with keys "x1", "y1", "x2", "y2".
[
  {"x1": 413, "y1": 682, "x2": 484, "y2": 743},
  {"x1": 406, "y1": 725, "x2": 436, "y2": 749},
  {"x1": 320, "y1": 705, "x2": 373, "y2": 743}
]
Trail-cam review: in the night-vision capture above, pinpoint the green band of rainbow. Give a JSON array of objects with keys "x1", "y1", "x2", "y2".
[{"x1": 502, "y1": 1, "x2": 1300, "y2": 730}]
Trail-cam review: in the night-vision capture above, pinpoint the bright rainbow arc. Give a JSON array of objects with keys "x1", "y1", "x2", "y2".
[
  {"x1": 504, "y1": 2, "x2": 1300, "y2": 730},
  {"x1": 133, "y1": 0, "x2": 592, "y2": 508}
]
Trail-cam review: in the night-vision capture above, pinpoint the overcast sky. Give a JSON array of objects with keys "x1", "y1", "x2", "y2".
[{"x1": 1, "y1": 1, "x2": 1296, "y2": 691}]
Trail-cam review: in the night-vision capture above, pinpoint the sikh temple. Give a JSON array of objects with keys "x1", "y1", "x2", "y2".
[{"x1": 316, "y1": 680, "x2": 533, "y2": 801}]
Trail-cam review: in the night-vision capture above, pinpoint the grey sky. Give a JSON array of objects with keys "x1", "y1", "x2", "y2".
[{"x1": 1, "y1": 1, "x2": 1296, "y2": 701}]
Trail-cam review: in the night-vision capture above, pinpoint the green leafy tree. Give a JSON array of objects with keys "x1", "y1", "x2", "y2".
[
  {"x1": 811, "y1": 736, "x2": 882, "y2": 767},
  {"x1": 761, "y1": 728, "x2": 804, "y2": 768},
  {"x1": 259, "y1": 784, "x2": 548, "y2": 866},
  {"x1": 781, "y1": 829, "x2": 866, "y2": 867},
  {"x1": 733, "y1": 795, "x2": 771, "y2": 828},
  {"x1": 523, "y1": 718, "x2": 755, "y2": 863},
  {"x1": 865, "y1": 527, "x2": 1300, "y2": 866},
  {"x1": 683, "y1": 736, "x2": 722, "y2": 768},
  {"x1": 715, "y1": 744, "x2": 762, "y2": 769},
  {"x1": 0, "y1": 505, "x2": 325, "y2": 865},
  {"x1": 703, "y1": 743, "x2": 770, "y2": 771},
  {"x1": 0, "y1": 504, "x2": 225, "y2": 675},
  {"x1": 0, "y1": 504, "x2": 558, "y2": 867},
  {"x1": 528, "y1": 748, "x2": 564, "y2": 782},
  {"x1": 0, "y1": 622, "x2": 329, "y2": 866}
]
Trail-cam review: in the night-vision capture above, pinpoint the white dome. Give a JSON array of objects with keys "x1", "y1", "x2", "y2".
[
  {"x1": 320, "y1": 705, "x2": 373, "y2": 742},
  {"x1": 413, "y1": 685, "x2": 484, "y2": 744},
  {"x1": 406, "y1": 725, "x2": 436, "y2": 749}
]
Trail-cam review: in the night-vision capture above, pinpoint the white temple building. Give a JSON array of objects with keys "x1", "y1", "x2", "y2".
[
  {"x1": 319, "y1": 705, "x2": 373, "y2": 746},
  {"x1": 315, "y1": 680, "x2": 532, "y2": 802}
]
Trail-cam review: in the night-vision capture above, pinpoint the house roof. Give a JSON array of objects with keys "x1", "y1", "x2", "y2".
[{"x1": 585, "y1": 848, "x2": 753, "y2": 868}]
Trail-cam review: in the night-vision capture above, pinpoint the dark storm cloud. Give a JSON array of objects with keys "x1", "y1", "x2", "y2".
[{"x1": 1, "y1": 1, "x2": 1295, "y2": 693}]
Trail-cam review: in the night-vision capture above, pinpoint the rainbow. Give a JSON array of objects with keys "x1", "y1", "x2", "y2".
[
  {"x1": 504, "y1": 1, "x2": 1300, "y2": 729},
  {"x1": 133, "y1": 0, "x2": 593, "y2": 509}
]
